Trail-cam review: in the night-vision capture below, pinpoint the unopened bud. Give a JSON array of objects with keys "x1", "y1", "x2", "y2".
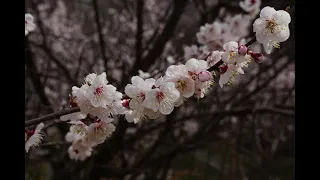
[
  {"x1": 198, "y1": 71, "x2": 212, "y2": 82},
  {"x1": 219, "y1": 64, "x2": 228, "y2": 74},
  {"x1": 238, "y1": 45, "x2": 248, "y2": 55},
  {"x1": 249, "y1": 52, "x2": 265, "y2": 63}
]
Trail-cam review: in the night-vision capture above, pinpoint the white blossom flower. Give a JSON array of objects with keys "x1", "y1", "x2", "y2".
[
  {"x1": 68, "y1": 138, "x2": 93, "y2": 161},
  {"x1": 74, "y1": 84, "x2": 95, "y2": 114},
  {"x1": 84, "y1": 73, "x2": 97, "y2": 85},
  {"x1": 221, "y1": 41, "x2": 251, "y2": 64},
  {"x1": 125, "y1": 76, "x2": 155, "y2": 104},
  {"x1": 124, "y1": 99, "x2": 159, "y2": 123},
  {"x1": 124, "y1": 76, "x2": 156, "y2": 123},
  {"x1": 84, "y1": 72, "x2": 115, "y2": 107},
  {"x1": 25, "y1": 123, "x2": 44, "y2": 153},
  {"x1": 219, "y1": 64, "x2": 245, "y2": 88},
  {"x1": 87, "y1": 119, "x2": 116, "y2": 145},
  {"x1": 185, "y1": 58, "x2": 208, "y2": 75},
  {"x1": 67, "y1": 121, "x2": 88, "y2": 140},
  {"x1": 194, "y1": 80, "x2": 213, "y2": 99},
  {"x1": 125, "y1": 107, "x2": 144, "y2": 123},
  {"x1": 253, "y1": 6, "x2": 291, "y2": 54},
  {"x1": 165, "y1": 65, "x2": 195, "y2": 98},
  {"x1": 25, "y1": 13, "x2": 36, "y2": 36},
  {"x1": 144, "y1": 82, "x2": 180, "y2": 115}
]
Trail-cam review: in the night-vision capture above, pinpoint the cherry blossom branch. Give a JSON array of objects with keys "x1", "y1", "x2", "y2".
[
  {"x1": 25, "y1": 107, "x2": 80, "y2": 127},
  {"x1": 92, "y1": 0, "x2": 117, "y2": 85},
  {"x1": 206, "y1": 4, "x2": 294, "y2": 73},
  {"x1": 206, "y1": 37, "x2": 257, "y2": 72}
]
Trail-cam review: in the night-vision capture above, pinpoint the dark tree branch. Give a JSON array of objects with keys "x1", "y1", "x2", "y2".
[
  {"x1": 92, "y1": 0, "x2": 117, "y2": 85},
  {"x1": 25, "y1": 107, "x2": 80, "y2": 127},
  {"x1": 139, "y1": 0, "x2": 188, "y2": 73},
  {"x1": 131, "y1": 0, "x2": 144, "y2": 76}
]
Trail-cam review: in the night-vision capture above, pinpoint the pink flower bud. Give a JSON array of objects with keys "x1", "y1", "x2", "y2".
[
  {"x1": 198, "y1": 71, "x2": 212, "y2": 82},
  {"x1": 249, "y1": 51, "x2": 265, "y2": 63},
  {"x1": 238, "y1": 45, "x2": 248, "y2": 55}
]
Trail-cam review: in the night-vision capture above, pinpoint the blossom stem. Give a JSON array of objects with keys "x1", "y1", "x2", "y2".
[
  {"x1": 25, "y1": 107, "x2": 80, "y2": 127},
  {"x1": 207, "y1": 37, "x2": 257, "y2": 72},
  {"x1": 245, "y1": 37, "x2": 256, "y2": 47}
]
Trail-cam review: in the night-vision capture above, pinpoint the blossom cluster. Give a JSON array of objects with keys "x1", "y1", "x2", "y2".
[
  {"x1": 24, "y1": 4, "x2": 292, "y2": 162},
  {"x1": 183, "y1": 0, "x2": 262, "y2": 61},
  {"x1": 25, "y1": 13, "x2": 36, "y2": 36},
  {"x1": 60, "y1": 58, "x2": 214, "y2": 160}
]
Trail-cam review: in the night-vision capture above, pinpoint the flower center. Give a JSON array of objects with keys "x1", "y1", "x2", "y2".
[
  {"x1": 266, "y1": 19, "x2": 277, "y2": 34},
  {"x1": 136, "y1": 92, "x2": 145, "y2": 103},
  {"x1": 156, "y1": 92, "x2": 165, "y2": 102},
  {"x1": 70, "y1": 97, "x2": 78, "y2": 107},
  {"x1": 25, "y1": 129, "x2": 35, "y2": 138},
  {"x1": 251, "y1": 0, "x2": 256, "y2": 5},
  {"x1": 176, "y1": 80, "x2": 187, "y2": 92},
  {"x1": 188, "y1": 72, "x2": 198, "y2": 80},
  {"x1": 25, "y1": 20, "x2": 28, "y2": 24},
  {"x1": 122, "y1": 99, "x2": 130, "y2": 108},
  {"x1": 229, "y1": 51, "x2": 237, "y2": 59},
  {"x1": 94, "y1": 86, "x2": 104, "y2": 95}
]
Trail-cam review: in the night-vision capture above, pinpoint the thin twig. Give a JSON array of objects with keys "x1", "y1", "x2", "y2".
[{"x1": 25, "y1": 107, "x2": 80, "y2": 127}]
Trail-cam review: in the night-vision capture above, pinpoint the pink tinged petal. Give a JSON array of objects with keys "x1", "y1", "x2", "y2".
[
  {"x1": 273, "y1": 10, "x2": 291, "y2": 25},
  {"x1": 144, "y1": 89, "x2": 160, "y2": 112},
  {"x1": 198, "y1": 71, "x2": 212, "y2": 82},
  {"x1": 219, "y1": 70, "x2": 232, "y2": 88},
  {"x1": 263, "y1": 42, "x2": 273, "y2": 54},
  {"x1": 223, "y1": 41, "x2": 238, "y2": 51},
  {"x1": 259, "y1": 6, "x2": 276, "y2": 20},
  {"x1": 131, "y1": 76, "x2": 144, "y2": 86},
  {"x1": 238, "y1": 45, "x2": 248, "y2": 55},
  {"x1": 185, "y1": 58, "x2": 199, "y2": 71}
]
